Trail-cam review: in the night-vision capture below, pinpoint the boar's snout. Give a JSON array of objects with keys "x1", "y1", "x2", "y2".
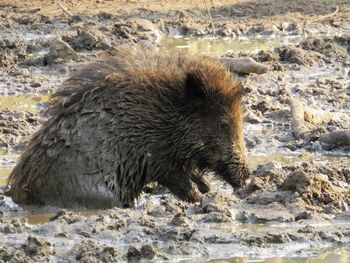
[{"x1": 215, "y1": 158, "x2": 250, "y2": 188}]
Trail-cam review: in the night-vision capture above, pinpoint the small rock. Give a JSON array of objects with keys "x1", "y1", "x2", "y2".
[
  {"x1": 140, "y1": 245, "x2": 157, "y2": 260},
  {"x1": 22, "y1": 236, "x2": 55, "y2": 258},
  {"x1": 44, "y1": 38, "x2": 79, "y2": 65},
  {"x1": 171, "y1": 213, "x2": 189, "y2": 226},
  {"x1": 255, "y1": 161, "x2": 282, "y2": 176},
  {"x1": 30, "y1": 82, "x2": 42, "y2": 88},
  {"x1": 220, "y1": 57, "x2": 269, "y2": 74}
]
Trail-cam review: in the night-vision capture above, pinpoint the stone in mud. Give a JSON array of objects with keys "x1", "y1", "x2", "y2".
[
  {"x1": 246, "y1": 190, "x2": 291, "y2": 205},
  {"x1": 62, "y1": 28, "x2": 111, "y2": 51},
  {"x1": 0, "y1": 39, "x2": 27, "y2": 68},
  {"x1": 300, "y1": 37, "x2": 349, "y2": 62},
  {"x1": 255, "y1": 50, "x2": 280, "y2": 63},
  {"x1": 127, "y1": 246, "x2": 142, "y2": 261},
  {"x1": 43, "y1": 38, "x2": 80, "y2": 65},
  {"x1": 0, "y1": 194, "x2": 23, "y2": 217},
  {"x1": 217, "y1": 25, "x2": 237, "y2": 37},
  {"x1": 281, "y1": 169, "x2": 348, "y2": 206},
  {"x1": 255, "y1": 161, "x2": 282, "y2": 176},
  {"x1": 140, "y1": 245, "x2": 157, "y2": 260},
  {"x1": 0, "y1": 247, "x2": 32, "y2": 263},
  {"x1": 7, "y1": 46, "x2": 250, "y2": 209},
  {"x1": 17, "y1": 15, "x2": 36, "y2": 25},
  {"x1": 276, "y1": 46, "x2": 323, "y2": 66},
  {"x1": 201, "y1": 211, "x2": 234, "y2": 223},
  {"x1": 0, "y1": 110, "x2": 42, "y2": 150},
  {"x1": 49, "y1": 210, "x2": 84, "y2": 224},
  {"x1": 245, "y1": 203, "x2": 295, "y2": 223},
  {"x1": 246, "y1": 24, "x2": 281, "y2": 36},
  {"x1": 318, "y1": 129, "x2": 350, "y2": 149},
  {"x1": 127, "y1": 245, "x2": 157, "y2": 261},
  {"x1": 220, "y1": 57, "x2": 269, "y2": 74},
  {"x1": 22, "y1": 236, "x2": 55, "y2": 259},
  {"x1": 201, "y1": 192, "x2": 238, "y2": 214},
  {"x1": 161, "y1": 199, "x2": 187, "y2": 215},
  {"x1": 171, "y1": 213, "x2": 189, "y2": 226},
  {"x1": 0, "y1": 217, "x2": 28, "y2": 234},
  {"x1": 340, "y1": 33, "x2": 350, "y2": 42},
  {"x1": 113, "y1": 18, "x2": 162, "y2": 42},
  {"x1": 72, "y1": 240, "x2": 120, "y2": 262}
]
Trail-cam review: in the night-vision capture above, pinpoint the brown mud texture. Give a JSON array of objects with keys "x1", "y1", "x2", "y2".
[{"x1": 0, "y1": 0, "x2": 350, "y2": 262}]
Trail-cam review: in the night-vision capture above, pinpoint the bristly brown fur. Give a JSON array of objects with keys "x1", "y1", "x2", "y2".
[{"x1": 6, "y1": 45, "x2": 249, "y2": 209}]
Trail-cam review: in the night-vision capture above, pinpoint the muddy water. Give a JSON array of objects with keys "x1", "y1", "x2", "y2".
[
  {"x1": 248, "y1": 152, "x2": 350, "y2": 170},
  {"x1": 160, "y1": 35, "x2": 303, "y2": 56},
  {"x1": 0, "y1": 167, "x2": 14, "y2": 186},
  {"x1": 0, "y1": 150, "x2": 347, "y2": 226},
  {"x1": 1, "y1": 151, "x2": 346, "y2": 187},
  {"x1": 0, "y1": 95, "x2": 49, "y2": 112},
  {"x1": 24, "y1": 209, "x2": 99, "y2": 224},
  {"x1": 208, "y1": 249, "x2": 350, "y2": 263}
]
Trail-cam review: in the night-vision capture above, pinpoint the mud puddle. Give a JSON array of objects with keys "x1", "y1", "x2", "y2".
[
  {"x1": 23, "y1": 208, "x2": 99, "y2": 225},
  {"x1": 248, "y1": 152, "x2": 350, "y2": 170},
  {"x1": 160, "y1": 35, "x2": 305, "y2": 56},
  {"x1": 0, "y1": 151, "x2": 348, "y2": 226},
  {"x1": 0, "y1": 94, "x2": 49, "y2": 112},
  {"x1": 207, "y1": 248, "x2": 350, "y2": 263},
  {"x1": 2, "y1": 151, "x2": 345, "y2": 186}
]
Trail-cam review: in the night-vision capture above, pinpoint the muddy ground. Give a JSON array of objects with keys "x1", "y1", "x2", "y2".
[{"x1": 0, "y1": 0, "x2": 349, "y2": 262}]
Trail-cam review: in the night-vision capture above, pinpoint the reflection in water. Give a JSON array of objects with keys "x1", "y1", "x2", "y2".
[
  {"x1": 0, "y1": 95, "x2": 49, "y2": 112},
  {"x1": 24, "y1": 209, "x2": 99, "y2": 225},
  {"x1": 248, "y1": 152, "x2": 349, "y2": 171},
  {"x1": 160, "y1": 36, "x2": 302, "y2": 56},
  {"x1": 209, "y1": 223, "x2": 268, "y2": 233},
  {"x1": 207, "y1": 249, "x2": 350, "y2": 262},
  {"x1": 0, "y1": 167, "x2": 13, "y2": 186},
  {"x1": 26, "y1": 213, "x2": 57, "y2": 225},
  {"x1": 0, "y1": 150, "x2": 18, "y2": 186}
]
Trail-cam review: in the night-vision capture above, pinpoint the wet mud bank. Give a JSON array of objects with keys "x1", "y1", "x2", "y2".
[
  {"x1": 1, "y1": 158, "x2": 350, "y2": 261},
  {"x1": 0, "y1": 0, "x2": 350, "y2": 261}
]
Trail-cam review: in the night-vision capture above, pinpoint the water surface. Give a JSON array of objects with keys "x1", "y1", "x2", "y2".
[{"x1": 160, "y1": 35, "x2": 303, "y2": 56}]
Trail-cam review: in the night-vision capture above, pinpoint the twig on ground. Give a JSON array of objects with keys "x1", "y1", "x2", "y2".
[
  {"x1": 196, "y1": 1, "x2": 205, "y2": 21},
  {"x1": 314, "y1": 6, "x2": 339, "y2": 22},
  {"x1": 203, "y1": 0, "x2": 216, "y2": 35},
  {"x1": 57, "y1": 2, "x2": 74, "y2": 18}
]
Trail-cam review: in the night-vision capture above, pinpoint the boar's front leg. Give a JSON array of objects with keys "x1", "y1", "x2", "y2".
[
  {"x1": 189, "y1": 170, "x2": 211, "y2": 194},
  {"x1": 158, "y1": 173, "x2": 203, "y2": 203}
]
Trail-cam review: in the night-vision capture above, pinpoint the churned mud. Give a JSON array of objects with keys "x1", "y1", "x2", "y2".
[{"x1": 0, "y1": 0, "x2": 349, "y2": 261}]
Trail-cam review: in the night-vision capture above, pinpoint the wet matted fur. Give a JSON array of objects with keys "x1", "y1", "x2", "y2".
[{"x1": 7, "y1": 46, "x2": 250, "y2": 209}]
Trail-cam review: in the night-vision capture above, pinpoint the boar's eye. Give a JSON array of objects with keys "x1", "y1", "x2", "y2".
[{"x1": 218, "y1": 119, "x2": 230, "y2": 129}]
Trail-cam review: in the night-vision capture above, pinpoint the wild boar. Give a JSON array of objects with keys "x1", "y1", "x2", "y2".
[{"x1": 7, "y1": 46, "x2": 249, "y2": 209}]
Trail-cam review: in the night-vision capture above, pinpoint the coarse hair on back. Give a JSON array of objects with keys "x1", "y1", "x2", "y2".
[{"x1": 48, "y1": 45, "x2": 243, "y2": 119}]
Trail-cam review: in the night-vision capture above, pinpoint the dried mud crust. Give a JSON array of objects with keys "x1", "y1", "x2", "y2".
[
  {"x1": 238, "y1": 34, "x2": 350, "y2": 154},
  {"x1": 0, "y1": 160, "x2": 349, "y2": 261},
  {"x1": 0, "y1": 110, "x2": 43, "y2": 150}
]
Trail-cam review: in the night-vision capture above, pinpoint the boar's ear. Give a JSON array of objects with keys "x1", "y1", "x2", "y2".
[
  {"x1": 185, "y1": 73, "x2": 206, "y2": 100},
  {"x1": 232, "y1": 82, "x2": 244, "y2": 103}
]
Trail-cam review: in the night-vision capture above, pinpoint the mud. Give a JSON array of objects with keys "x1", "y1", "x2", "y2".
[
  {"x1": 1, "y1": 160, "x2": 350, "y2": 261},
  {"x1": 0, "y1": 0, "x2": 349, "y2": 261}
]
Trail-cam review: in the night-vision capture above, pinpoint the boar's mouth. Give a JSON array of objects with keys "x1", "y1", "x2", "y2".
[
  {"x1": 196, "y1": 156, "x2": 250, "y2": 188},
  {"x1": 214, "y1": 160, "x2": 250, "y2": 188}
]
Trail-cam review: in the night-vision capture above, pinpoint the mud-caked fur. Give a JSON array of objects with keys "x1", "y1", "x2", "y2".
[{"x1": 7, "y1": 46, "x2": 250, "y2": 209}]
